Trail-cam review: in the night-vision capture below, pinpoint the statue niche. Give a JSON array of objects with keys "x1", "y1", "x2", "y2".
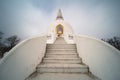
[{"x1": 56, "y1": 24, "x2": 64, "y2": 37}]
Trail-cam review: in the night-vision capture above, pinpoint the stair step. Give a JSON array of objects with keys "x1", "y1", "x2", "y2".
[
  {"x1": 46, "y1": 49, "x2": 77, "y2": 53},
  {"x1": 43, "y1": 58, "x2": 82, "y2": 63},
  {"x1": 46, "y1": 52, "x2": 78, "y2": 55},
  {"x1": 44, "y1": 57, "x2": 80, "y2": 59},
  {"x1": 47, "y1": 44, "x2": 76, "y2": 49},
  {"x1": 26, "y1": 73, "x2": 95, "y2": 80},
  {"x1": 45, "y1": 54, "x2": 78, "y2": 58},
  {"x1": 47, "y1": 49, "x2": 77, "y2": 50},
  {"x1": 37, "y1": 64, "x2": 88, "y2": 73}
]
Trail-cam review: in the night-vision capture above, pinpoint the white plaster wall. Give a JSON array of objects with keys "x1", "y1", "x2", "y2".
[
  {"x1": 0, "y1": 35, "x2": 47, "y2": 80},
  {"x1": 75, "y1": 35, "x2": 120, "y2": 80}
]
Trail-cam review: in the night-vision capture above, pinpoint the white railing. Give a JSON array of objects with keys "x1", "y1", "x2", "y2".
[
  {"x1": 75, "y1": 35, "x2": 120, "y2": 80},
  {"x1": 0, "y1": 35, "x2": 47, "y2": 80}
]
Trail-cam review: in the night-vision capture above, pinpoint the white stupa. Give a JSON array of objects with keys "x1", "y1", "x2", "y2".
[
  {"x1": 47, "y1": 9, "x2": 74, "y2": 44},
  {"x1": 0, "y1": 9, "x2": 120, "y2": 80}
]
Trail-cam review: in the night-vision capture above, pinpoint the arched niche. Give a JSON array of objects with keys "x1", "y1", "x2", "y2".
[{"x1": 56, "y1": 24, "x2": 64, "y2": 36}]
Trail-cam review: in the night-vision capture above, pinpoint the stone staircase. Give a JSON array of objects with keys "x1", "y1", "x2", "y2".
[{"x1": 26, "y1": 37, "x2": 96, "y2": 80}]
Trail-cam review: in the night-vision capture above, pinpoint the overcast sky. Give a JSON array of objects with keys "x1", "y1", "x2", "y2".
[{"x1": 0, "y1": 0, "x2": 120, "y2": 39}]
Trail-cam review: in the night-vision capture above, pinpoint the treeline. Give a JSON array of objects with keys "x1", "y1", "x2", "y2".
[
  {"x1": 0, "y1": 31, "x2": 20, "y2": 58},
  {"x1": 101, "y1": 37, "x2": 120, "y2": 50}
]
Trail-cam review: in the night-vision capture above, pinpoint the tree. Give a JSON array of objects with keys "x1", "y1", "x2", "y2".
[
  {"x1": 5, "y1": 35, "x2": 20, "y2": 50},
  {"x1": 0, "y1": 31, "x2": 4, "y2": 58},
  {"x1": 0, "y1": 32, "x2": 21, "y2": 58},
  {"x1": 101, "y1": 37, "x2": 120, "y2": 50}
]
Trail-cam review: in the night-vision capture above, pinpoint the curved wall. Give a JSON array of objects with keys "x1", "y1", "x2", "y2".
[
  {"x1": 75, "y1": 35, "x2": 120, "y2": 80},
  {"x1": 0, "y1": 35, "x2": 47, "y2": 80}
]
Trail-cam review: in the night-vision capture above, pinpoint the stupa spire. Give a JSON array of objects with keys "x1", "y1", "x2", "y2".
[{"x1": 56, "y1": 9, "x2": 64, "y2": 20}]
